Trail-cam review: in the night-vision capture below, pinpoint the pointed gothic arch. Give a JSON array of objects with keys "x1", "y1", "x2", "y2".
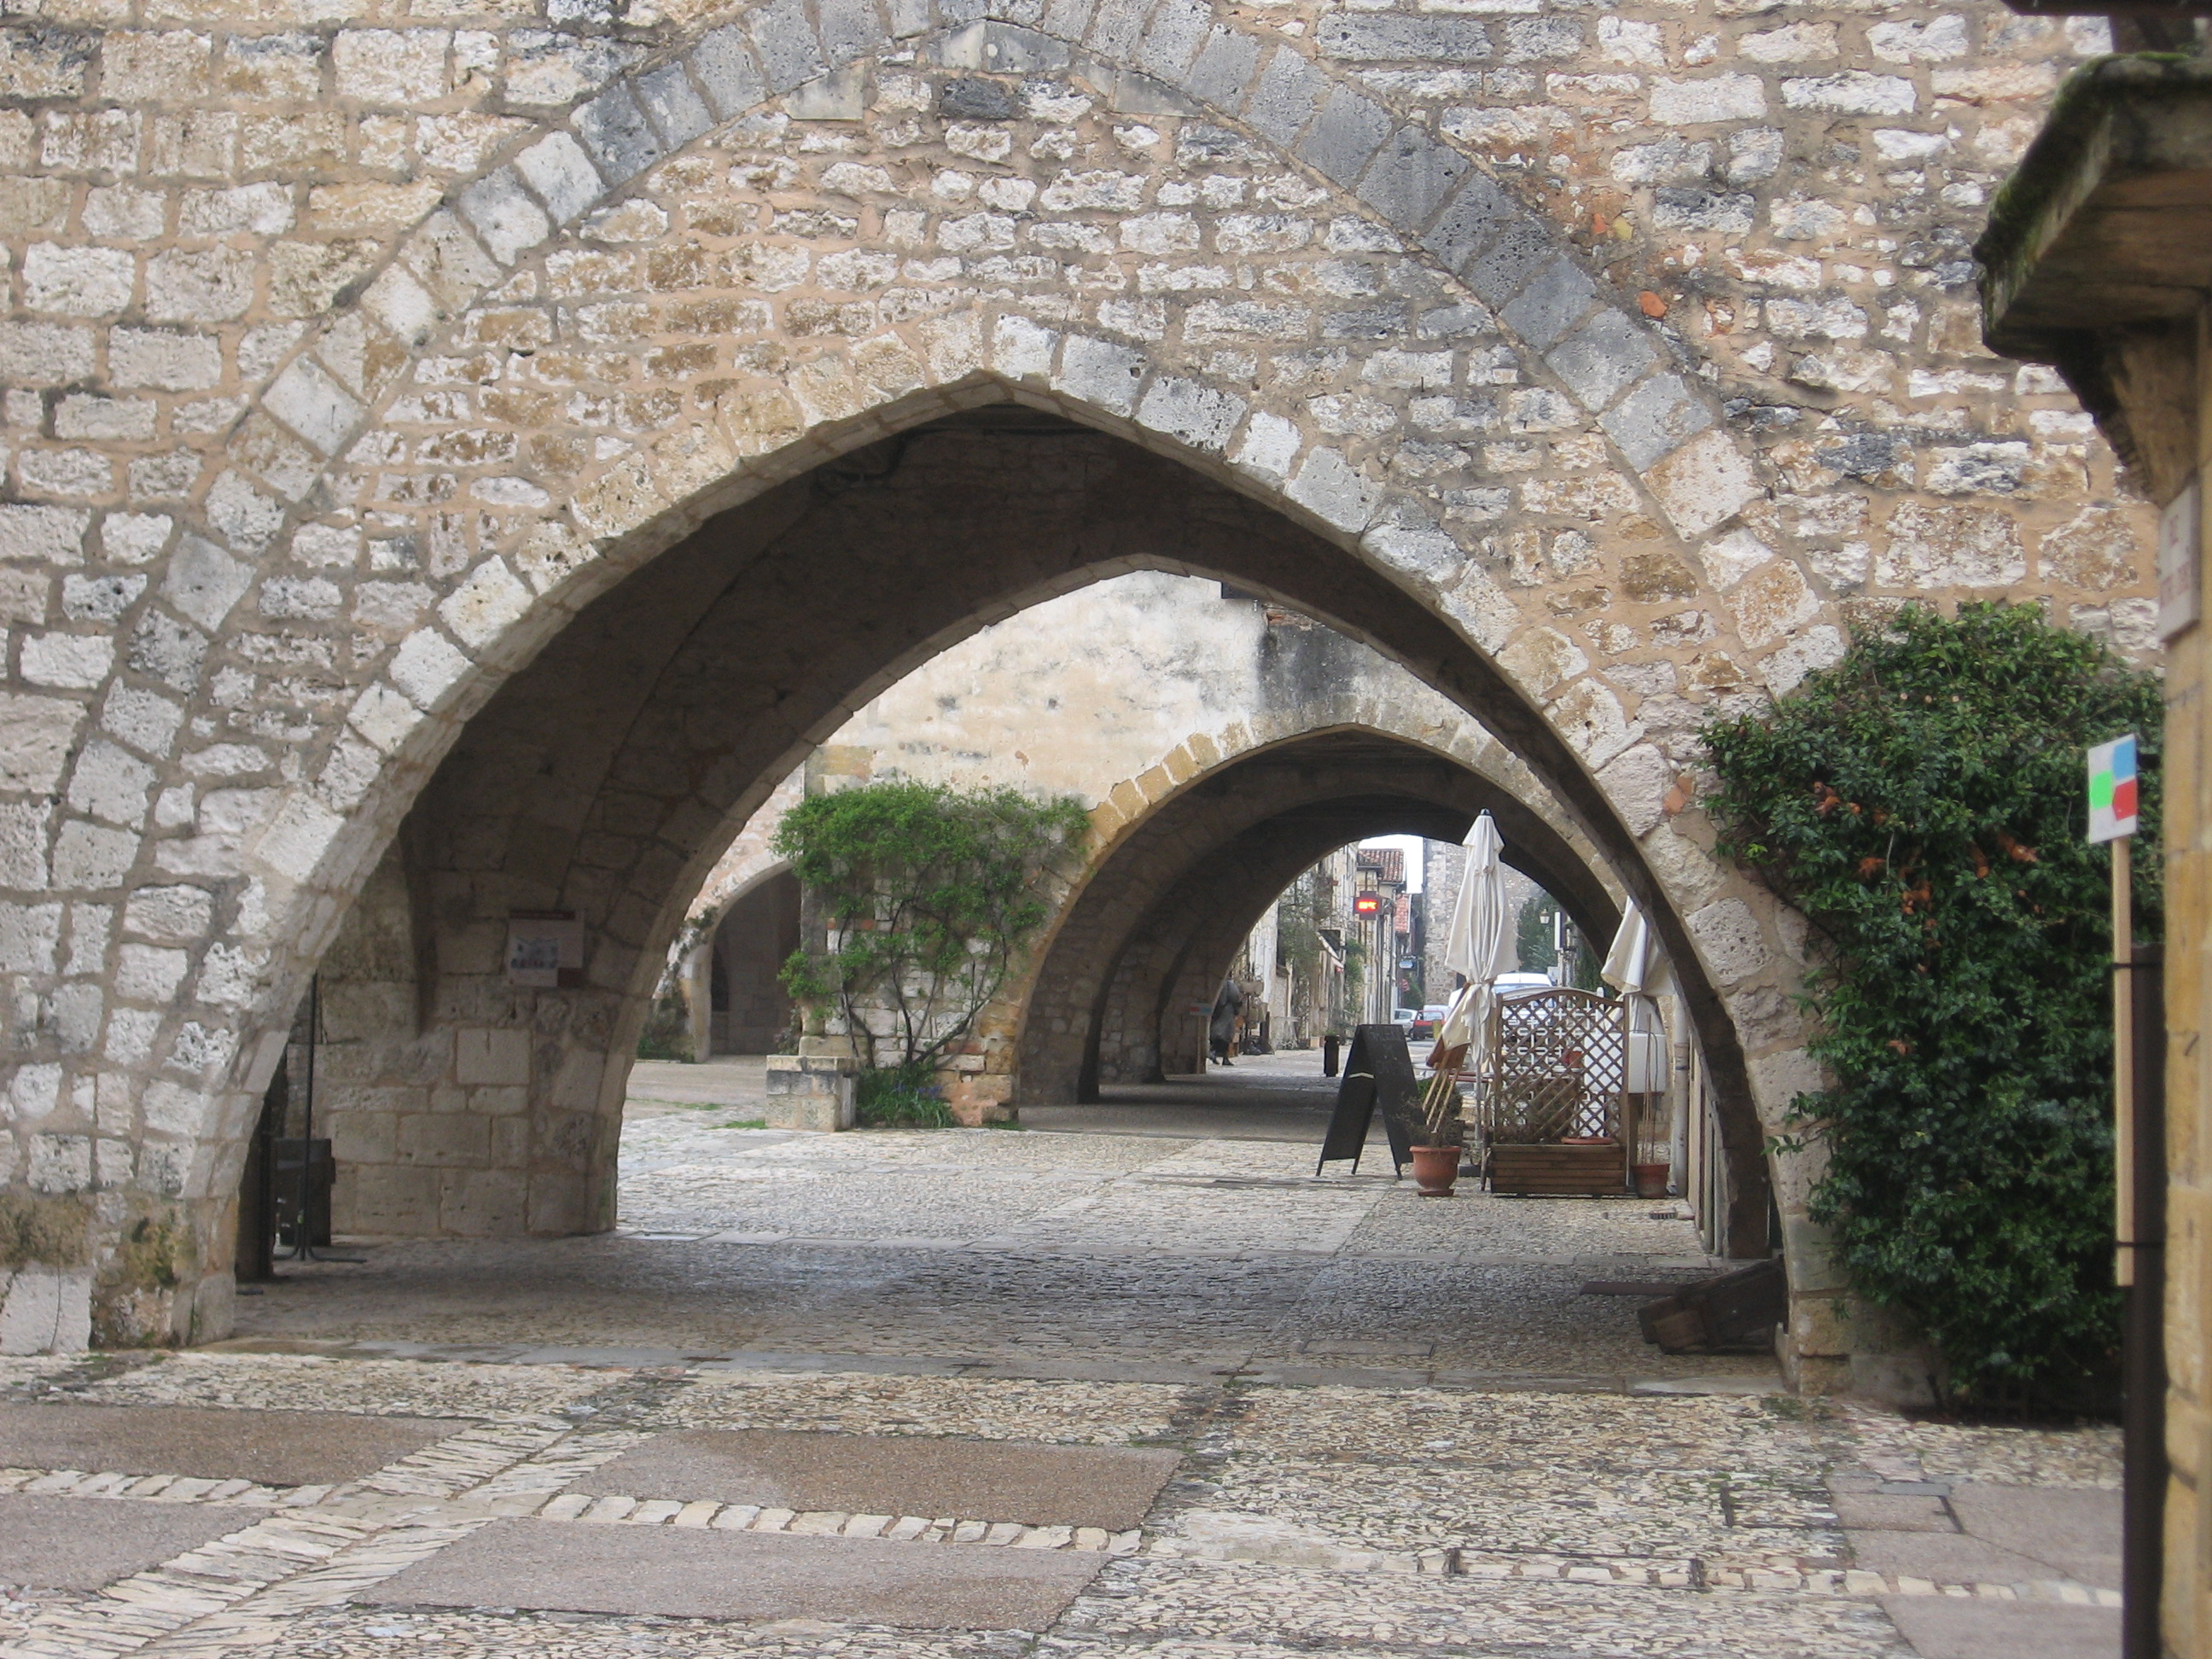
[{"x1": 0, "y1": 5, "x2": 2122, "y2": 1388}]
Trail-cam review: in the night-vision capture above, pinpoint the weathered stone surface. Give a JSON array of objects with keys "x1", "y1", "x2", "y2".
[{"x1": 0, "y1": 0, "x2": 2153, "y2": 1364}]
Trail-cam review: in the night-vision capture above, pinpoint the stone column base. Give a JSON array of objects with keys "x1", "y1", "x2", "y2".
[
  {"x1": 1779, "y1": 1295, "x2": 1939, "y2": 1406},
  {"x1": 943, "y1": 1068, "x2": 1014, "y2": 1126},
  {"x1": 763, "y1": 1054, "x2": 859, "y2": 1132}
]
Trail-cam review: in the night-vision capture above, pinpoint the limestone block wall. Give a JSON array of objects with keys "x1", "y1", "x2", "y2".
[
  {"x1": 311, "y1": 837, "x2": 563, "y2": 1237},
  {"x1": 0, "y1": 0, "x2": 2161, "y2": 1365}
]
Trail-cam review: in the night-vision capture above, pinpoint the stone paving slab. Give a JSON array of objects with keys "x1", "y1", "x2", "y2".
[
  {"x1": 1878, "y1": 1594, "x2": 2119, "y2": 1659},
  {"x1": 48, "y1": 1121, "x2": 2107, "y2": 1659},
  {"x1": 1833, "y1": 1492, "x2": 1953, "y2": 1532},
  {"x1": 0, "y1": 1405, "x2": 463, "y2": 1487},
  {"x1": 364, "y1": 1516, "x2": 1104, "y2": 1627},
  {"x1": 1942, "y1": 1483, "x2": 2121, "y2": 1589},
  {"x1": 0, "y1": 1493, "x2": 252, "y2": 1591},
  {"x1": 1845, "y1": 1528, "x2": 2092, "y2": 1592},
  {"x1": 568, "y1": 1429, "x2": 1180, "y2": 1530},
  {"x1": 0, "y1": 1352, "x2": 2130, "y2": 1658}
]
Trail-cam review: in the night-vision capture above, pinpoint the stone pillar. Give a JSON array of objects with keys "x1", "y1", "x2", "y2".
[
  {"x1": 763, "y1": 1041, "x2": 859, "y2": 1132},
  {"x1": 1159, "y1": 994, "x2": 1207, "y2": 1076},
  {"x1": 677, "y1": 942, "x2": 713, "y2": 1063},
  {"x1": 1978, "y1": 67, "x2": 2212, "y2": 1644}
]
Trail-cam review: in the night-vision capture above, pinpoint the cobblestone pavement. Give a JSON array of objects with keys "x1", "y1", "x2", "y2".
[
  {"x1": 232, "y1": 1056, "x2": 1764, "y2": 1387},
  {"x1": 0, "y1": 1072, "x2": 2115, "y2": 1657}
]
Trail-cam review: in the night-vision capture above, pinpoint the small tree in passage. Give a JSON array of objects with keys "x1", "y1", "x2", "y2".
[
  {"x1": 774, "y1": 782, "x2": 1089, "y2": 1121},
  {"x1": 1516, "y1": 894, "x2": 1558, "y2": 975},
  {"x1": 1701, "y1": 602, "x2": 2162, "y2": 1406}
]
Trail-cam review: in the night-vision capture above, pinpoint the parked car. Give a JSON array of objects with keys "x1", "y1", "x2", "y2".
[{"x1": 1493, "y1": 972, "x2": 1554, "y2": 1002}]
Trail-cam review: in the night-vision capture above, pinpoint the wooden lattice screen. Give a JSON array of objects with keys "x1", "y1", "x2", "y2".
[{"x1": 1476, "y1": 988, "x2": 1627, "y2": 1145}]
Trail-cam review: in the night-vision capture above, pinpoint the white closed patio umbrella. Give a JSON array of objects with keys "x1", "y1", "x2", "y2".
[
  {"x1": 1600, "y1": 898, "x2": 1653, "y2": 994},
  {"x1": 1431, "y1": 812, "x2": 1513, "y2": 1062},
  {"x1": 1601, "y1": 899, "x2": 1671, "y2": 1093}
]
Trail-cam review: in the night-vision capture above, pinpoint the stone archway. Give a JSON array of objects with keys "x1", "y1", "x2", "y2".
[
  {"x1": 733, "y1": 593, "x2": 1621, "y2": 1122},
  {"x1": 1013, "y1": 727, "x2": 1618, "y2": 1109},
  {"x1": 0, "y1": 3, "x2": 2146, "y2": 1390},
  {"x1": 674, "y1": 860, "x2": 799, "y2": 1062},
  {"x1": 311, "y1": 406, "x2": 1753, "y2": 1245}
]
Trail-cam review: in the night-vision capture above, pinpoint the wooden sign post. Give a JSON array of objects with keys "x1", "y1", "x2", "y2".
[
  {"x1": 2088, "y1": 732, "x2": 2140, "y2": 1283},
  {"x1": 2090, "y1": 731, "x2": 2167, "y2": 1659}
]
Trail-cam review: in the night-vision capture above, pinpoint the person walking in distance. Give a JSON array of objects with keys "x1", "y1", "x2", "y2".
[{"x1": 1209, "y1": 978, "x2": 1245, "y2": 1066}]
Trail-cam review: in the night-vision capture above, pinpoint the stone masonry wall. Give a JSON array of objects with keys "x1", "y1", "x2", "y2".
[{"x1": 0, "y1": 0, "x2": 2159, "y2": 1375}]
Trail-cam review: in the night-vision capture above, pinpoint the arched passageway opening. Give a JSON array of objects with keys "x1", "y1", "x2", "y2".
[
  {"x1": 707, "y1": 868, "x2": 800, "y2": 1057},
  {"x1": 250, "y1": 394, "x2": 1769, "y2": 1375},
  {"x1": 285, "y1": 401, "x2": 1769, "y2": 1272},
  {"x1": 1013, "y1": 729, "x2": 1615, "y2": 1109},
  {"x1": 3, "y1": 0, "x2": 2143, "y2": 1393}
]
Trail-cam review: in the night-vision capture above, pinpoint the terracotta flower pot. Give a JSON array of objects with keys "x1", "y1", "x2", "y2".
[
  {"x1": 1410, "y1": 1144, "x2": 1459, "y2": 1197},
  {"x1": 1633, "y1": 1161, "x2": 1671, "y2": 1200}
]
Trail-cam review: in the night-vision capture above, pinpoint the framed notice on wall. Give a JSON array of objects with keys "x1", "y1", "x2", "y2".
[{"x1": 507, "y1": 912, "x2": 583, "y2": 988}]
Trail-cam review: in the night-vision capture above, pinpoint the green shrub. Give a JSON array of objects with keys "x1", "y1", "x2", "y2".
[
  {"x1": 855, "y1": 1060, "x2": 958, "y2": 1128},
  {"x1": 1701, "y1": 602, "x2": 2162, "y2": 1406},
  {"x1": 774, "y1": 781, "x2": 1090, "y2": 1070}
]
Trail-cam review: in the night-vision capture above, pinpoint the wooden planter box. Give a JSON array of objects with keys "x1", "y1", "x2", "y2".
[{"x1": 1489, "y1": 1141, "x2": 1627, "y2": 1196}]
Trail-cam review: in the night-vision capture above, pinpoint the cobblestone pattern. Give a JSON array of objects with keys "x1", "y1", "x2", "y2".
[
  {"x1": 55, "y1": 1351, "x2": 611, "y2": 1418},
  {"x1": 220, "y1": 1123, "x2": 1771, "y2": 1382},
  {"x1": 0, "y1": 1348, "x2": 2125, "y2": 1657},
  {"x1": 0, "y1": 1456, "x2": 1146, "y2": 1551},
  {"x1": 0, "y1": 0, "x2": 2153, "y2": 1363},
  {"x1": 0, "y1": 1455, "x2": 2127, "y2": 1600}
]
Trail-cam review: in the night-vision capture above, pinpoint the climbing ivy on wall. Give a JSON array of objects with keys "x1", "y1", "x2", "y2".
[
  {"x1": 773, "y1": 782, "x2": 1091, "y2": 1079},
  {"x1": 637, "y1": 914, "x2": 713, "y2": 1061},
  {"x1": 1701, "y1": 602, "x2": 2163, "y2": 1406}
]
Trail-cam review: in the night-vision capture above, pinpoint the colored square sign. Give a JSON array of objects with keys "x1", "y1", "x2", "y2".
[{"x1": 2088, "y1": 734, "x2": 2139, "y2": 844}]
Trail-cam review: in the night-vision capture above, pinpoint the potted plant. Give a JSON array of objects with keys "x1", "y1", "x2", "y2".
[{"x1": 1410, "y1": 1066, "x2": 1465, "y2": 1197}]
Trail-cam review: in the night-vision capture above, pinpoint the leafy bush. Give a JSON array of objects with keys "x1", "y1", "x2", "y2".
[
  {"x1": 855, "y1": 1060, "x2": 958, "y2": 1127},
  {"x1": 774, "y1": 781, "x2": 1090, "y2": 1071},
  {"x1": 1701, "y1": 602, "x2": 2162, "y2": 1406}
]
